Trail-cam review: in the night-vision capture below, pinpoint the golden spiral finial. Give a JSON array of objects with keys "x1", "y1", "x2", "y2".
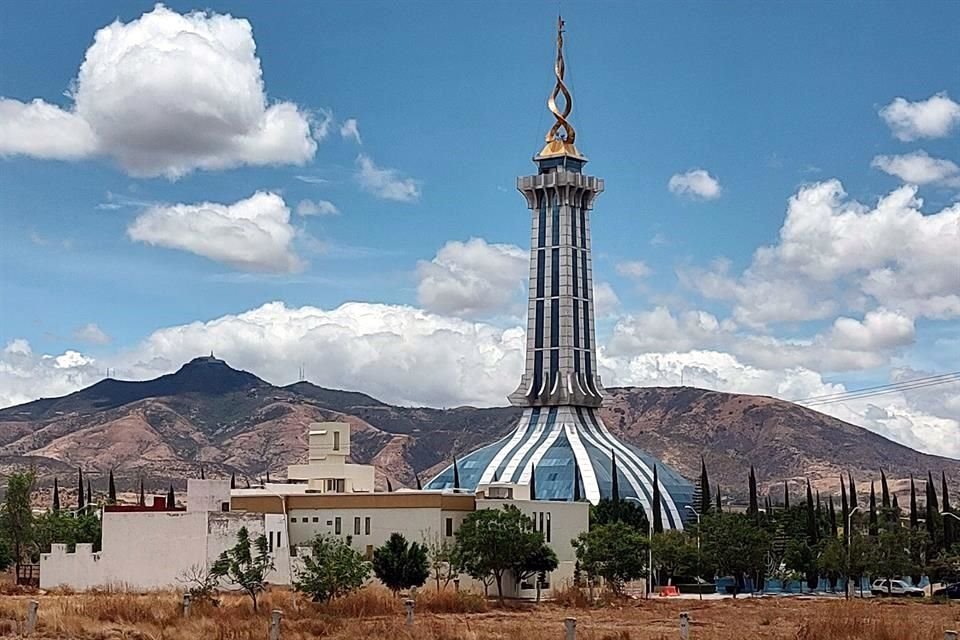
[
  {"x1": 546, "y1": 15, "x2": 575, "y2": 145},
  {"x1": 537, "y1": 16, "x2": 584, "y2": 160}
]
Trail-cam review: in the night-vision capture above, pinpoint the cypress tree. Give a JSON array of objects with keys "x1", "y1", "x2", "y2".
[
  {"x1": 415, "y1": 473, "x2": 422, "y2": 491},
  {"x1": 108, "y1": 469, "x2": 117, "y2": 505},
  {"x1": 245, "y1": 477, "x2": 251, "y2": 489},
  {"x1": 926, "y1": 472, "x2": 941, "y2": 554},
  {"x1": 840, "y1": 477, "x2": 849, "y2": 546},
  {"x1": 806, "y1": 479, "x2": 817, "y2": 544},
  {"x1": 715, "y1": 486, "x2": 722, "y2": 513},
  {"x1": 138, "y1": 478, "x2": 145, "y2": 507},
  {"x1": 52, "y1": 477, "x2": 61, "y2": 513},
  {"x1": 87, "y1": 478, "x2": 92, "y2": 507},
  {"x1": 868, "y1": 480, "x2": 878, "y2": 536},
  {"x1": 891, "y1": 493, "x2": 900, "y2": 517},
  {"x1": 572, "y1": 457, "x2": 581, "y2": 502},
  {"x1": 230, "y1": 472, "x2": 236, "y2": 490},
  {"x1": 784, "y1": 480, "x2": 790, "y2": 509},
  {"x1": 942, "y1": 472, "x2": 954, "y2": 550},
  {"x1": 167, "y1": 484, "x2": 175, "y2": 509},
  {"x1": 699, "y1": 457, "x2": 711, "y2": 515},
  {"x1": 200, "y1": 466, "x2": 205, "y2": 480},
  {"x1": 848, "y1": 473, "x2": 857, "y2": 508},
  {"x1": 386, "y1": 478, "x2": 393, "y2": 493},
  {"x1": 452, "y1": 458, "x2": 460, "y2": 490},
  {"x1": 815, "y1": 490, "x2": 823, "y2": 540},
  {"x1": 909, "y1": 475, "x2": 919, "y2": 530},
  {"x1": 828, "y1": 495, "x2": 838, "y2": 538},
  {"x1": 266, "y1": 471, "x2": 271, "y2": 484},
  {"x1": 652, "y1": 465, "x2": 663, "y2": 534},
  {"x1": 78, "y1": 468, "x2": 85, "y2": 511},
  {"x1": 880, "y1": 469, "x2": 891, "y2": 510},
  {"x1": 529, "y1": 464, "x2": 537, "y2": 501},
  {"x1": 747, "y1": 467, "x2": 758, "y2": 518}
]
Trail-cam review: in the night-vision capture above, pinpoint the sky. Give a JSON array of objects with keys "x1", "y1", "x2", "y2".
[{"x1": 0, "y1": 2, "x2": 958, "y2": 458}]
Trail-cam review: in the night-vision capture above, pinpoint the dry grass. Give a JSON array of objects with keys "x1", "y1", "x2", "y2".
[{"x1": 0, "y1": 587, "x2": 958, "y2": 639}]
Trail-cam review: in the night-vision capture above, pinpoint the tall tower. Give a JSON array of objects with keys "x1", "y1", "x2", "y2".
[{"x1": 426, "y1": 18, "x2": 693, "y2": 529}]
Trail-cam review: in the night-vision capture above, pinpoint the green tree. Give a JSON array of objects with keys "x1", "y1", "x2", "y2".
[
  {"x1": 52, "y1": 478, "x2": 60, "y2": 513},
  {"x1": 698, "y1": 457, "x2": 711, "y2": 516},
  {"x1": 783, "y1": 539, "x2": 817, "y2": 592},
  {"x1": 0, "y1": 535, "x2": 12, "y2": 572},
  {"x1": 455, "y1": 505, "x2": 544, "y2": 604},
  {"x1": 747, "y1": 467, "x2": 759, "y2": 519},
  {"x1": 651, "y1": 530, "x2": 698, "y2": 585},
  {"x1": 589, "y1": 498, "x2": 648, "y2": 530},
  {"x1": 926, "y1": 472, "x2": 943, "y2": 557},
  {"x1": 372, "y1": 532, "x2": 429, "y2": 595},
  {"x1": 108, "y1": 469, "x2": 117, "y2": 505},
  {"x1": 572, "y1": 521, "x2": 648, "y2": 595},
  {"x1": 868, "y1": 481, "x2": 878, "y2": 537},
  {"x1": 167, "y1": 484, "x2": 175, "y2": 509},
  {"x1": 926, "y1": 549, "x2": 960, "y2": 585},
  {"x1": 701, "y1": 513, "x2": 770, "y2": 597},
  {"x1": 77, "y1": 468, "x2": 85, "y2": 512},
  {"x1": 423, "y1": 529, "x2": 459, "y2": 591},
  {"x1": 652, "y1": 465, "x2": 663, "y2": 534},
  {"x1": 211, "y1": 527, "x2": 273, "y2": 612},
  {"x1": 840, "y1": 477, "x2": 849, "y2": 546},
  {"x1": 1, "y1": 471, "x2": 36, "y2": 576},
  {"x1": 909, "y1": 475, "x2": 919, "y2": 530},
  {"x1": 880, "y1": 470, "x2": 891, "y2": 511},
  {"x1": 871, "y1": 526, "x2": 915, "y2": 594},
  {"x1": 817, "y1": 537, "x2": 845, "y2": 592},
  {"x1": 942, "y1": 472, "x2": 954, "y2": 550},
  {"x1": 512, "y1": 541, "x2": 558, "y2": 602},
  {"x1": 294, "y1": 533, "x2": 371, "y2": 602}
]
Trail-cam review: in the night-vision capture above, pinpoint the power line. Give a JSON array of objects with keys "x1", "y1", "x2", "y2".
[{"x1": 795, "y1": 371, "x2": 960, "y2": 407}]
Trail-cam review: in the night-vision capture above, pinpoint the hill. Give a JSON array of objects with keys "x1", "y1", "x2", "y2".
[{"x1": 1, "y1": 356, "x2": 957, "y2": 505}]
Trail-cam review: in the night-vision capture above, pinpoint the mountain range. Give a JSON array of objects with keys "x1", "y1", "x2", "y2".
[{"x1": 1, "y1": 355, "x2": 957, "y2": 505}]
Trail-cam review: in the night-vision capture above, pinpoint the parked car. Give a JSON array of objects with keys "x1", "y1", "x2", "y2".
[
  {"x1": 932, "y1": 582, "x2": 960, "y2": 599},
  {"x1": 870, "y1": 579, "x2": 924, "y2": 597}
]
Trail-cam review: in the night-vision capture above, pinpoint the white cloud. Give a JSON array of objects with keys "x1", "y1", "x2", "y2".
[
  {"x1": 608, "y1": 307, "x2": 722, "y2": 354},
  {"x1": 73, "y1": 323, "x2": 112, "y2": 345},
  {"x1": 683, "y1": 180, "x2": 960, "y2": 326},
  {"x1": 0, "y1": 339, "x2": 101, "y2": 408},
  {"x1": 668, "y1": 169, "x2": 722, "y2": 200},
  {"x1": 0, "y1": 4, "x2": 316, "y2": 178},
  {"x1": 296, "y1": 199, "x2": 339, "y2": 216},
  {"x1": 0, "y1": 98, "x2": 97, "y2": 159},
  {"x1": 593, "y1": 282, "x2": 621, "y2": 318},
  {"x1": 339, "y1": 118, "x2": 362, "y2": 144},
  {"x1": 871, "y1": 150, "x2": 960, "y2": 187},
  {"x1": 128, "y1": 191, "x2": 303, "y2": 273},
  {"x1": 879, "y1": 92, "x2": 960, "y2": 141},
  {"x1": 416, "y1": 238, "x2": 527, "y2": 317},
  {"x1": 615, "y1": 260, "x2": 652, "y2": 280},
  {"x1": 355, "y1": 154, "x2": 420, "y2": 202}
]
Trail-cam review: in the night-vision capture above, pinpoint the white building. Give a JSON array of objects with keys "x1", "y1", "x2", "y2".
[{"x1": 40, "y1": 422, "x2": 588, "y2": 599}]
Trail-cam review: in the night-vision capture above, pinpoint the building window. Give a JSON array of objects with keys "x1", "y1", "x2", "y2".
[
  {"x1": 364, "y1": 517, "x2": 371, "y2": 535},
  {"x1": 221, "y1": 502, "x2": 230, "y2": 512},
  {"x1": 268, "y1": 531, "x2": 274, "y2": 552},
  {"x1": 335, "y1": 517, "x2": 342, "y2": 535},
  {"x1": 312, "y1": 516, "x2": 319, "y2": 523},
  {"x1": 277, "y1": 531, "x2": 282, "y2": 548},
  {"x1": 354, "y1": 517, "x2": 361, "y2": 535},
  {"x1": 445, "y1": 517, "x2": 453, "y2": 537},
  {"x1": 546, "y1": 512, "x2": 551, "y2": 543},
  {"x1": 539, "y1": 512, "x2": 544, "y2": 534},
  {"x1": 290, "y1": 517, "x2": 297, "y2": 523},
  {"x1": 333, "y1": 431, "x2": 341, "y2": 451}
]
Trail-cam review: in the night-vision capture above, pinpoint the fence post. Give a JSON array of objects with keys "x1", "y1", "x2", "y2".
[
  {"x1": 25, "y1": 600, "x2": 39, "y2": 635},
  {"x1": 679, "y1": 612, "x2": 690, "y2": 640},
  {"x1": 944, "y1": 631, "x2": 958, "y2": 640},
  {"x1": 564, "y1": 616, "x2": 576, "y2": 640},
  {"x1": 405, "y1": 598, "x2": 415, "y2": 627},
  {"x1": 269, "y1": 609, "x2": 282, "y2": 640},
  {"x1": 182, "y1": 593, "x2": 192, "y2": 618}
]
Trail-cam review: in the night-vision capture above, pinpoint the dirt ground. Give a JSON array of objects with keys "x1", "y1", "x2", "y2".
[{"x1": 0, "y1": 588, "x2": 958, "y2": 639}]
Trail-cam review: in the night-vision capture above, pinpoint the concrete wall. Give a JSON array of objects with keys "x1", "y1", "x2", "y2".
[{"x1": 187, "y1": 479, "x2": 231, "y2": 513}]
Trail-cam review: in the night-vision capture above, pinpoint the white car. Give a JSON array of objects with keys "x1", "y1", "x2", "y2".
[{"x1": 870, "y1": 579, "x2": 924, "y2": 597}]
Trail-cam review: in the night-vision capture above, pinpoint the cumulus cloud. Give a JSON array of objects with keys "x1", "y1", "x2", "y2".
[
  {"x1": 682, "y1": 180, "x2": 960, "y2": 326},
  {"x1": 296, "y1": 199, "x2": 339, "y2": 216},
  {"x1": 355, "y1": 154, "x2": 420, "y2": 202},
  {"x1": 871, "y1": 150, "x2": 960, "y2": 187},
  {"x1": 128, "y1": 191, "x2": 303, "y2": 273},
  {"x1": 879, "y1": 92, "x2": 960, "y2": 141},
  {"x1": 339, "y1": 118, "x2": 362, "y2": 144},
  {"x1": 0, "y1": 339, "x2": 101, "y2": 408},
  {"x1": 416, "y1": 238, "x2": 527, "y2": 317},
  {"x1": 593, "y1": 282, "x2": 621, "y2": 318},
  {"x1": 0, "y1": 4, "x2": 316, "y2": 178},
  {"x1": 668, "y1": 169, "x2": 722, "y2": 200},
  {"x1": 73, "y1": 323, "x2": 112, "y2": 345}
]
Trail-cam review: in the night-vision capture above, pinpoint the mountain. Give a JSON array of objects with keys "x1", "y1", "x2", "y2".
[{"x1": 1, "y1": 356, "x2": 957, "y2": 505}]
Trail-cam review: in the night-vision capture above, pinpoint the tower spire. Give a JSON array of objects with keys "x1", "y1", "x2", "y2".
[{"x1": 537, "y1": 15, "x2": 585, "y2": 160}]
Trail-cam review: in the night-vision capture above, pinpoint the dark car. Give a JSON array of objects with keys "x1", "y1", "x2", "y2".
[{"x1": 932, "y1": 582, "x2": 960, "y2": 599}]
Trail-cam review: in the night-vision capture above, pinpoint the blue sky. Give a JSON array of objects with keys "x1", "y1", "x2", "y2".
[{"x1": 1, "y1": 2, "x2": 958, "y2": 457}]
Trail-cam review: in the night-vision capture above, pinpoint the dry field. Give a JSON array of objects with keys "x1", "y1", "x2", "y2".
[{"x1": 0, "y1": 586, "x2": 957, "y2": 640}]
